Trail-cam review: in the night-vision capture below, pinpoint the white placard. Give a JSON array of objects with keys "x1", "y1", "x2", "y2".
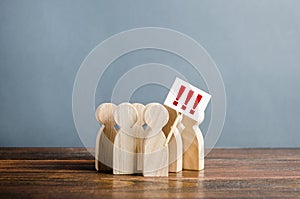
[{"x1": 164, "y1": 77, "x2": 211, "y2": 122}]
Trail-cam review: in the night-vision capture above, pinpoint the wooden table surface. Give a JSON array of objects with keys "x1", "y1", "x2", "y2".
[{"x1": 0, "y1": 148, "x2": 299, "y2": 198}]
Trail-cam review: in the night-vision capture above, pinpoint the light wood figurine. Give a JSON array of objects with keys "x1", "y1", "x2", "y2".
[
  {"x1": 95, "y1": 103, "x2": 117, "y2": 171},
  {"x1": 162, "y1": 105, "x2": 183, "y2": 173},
  {"x1": 181, "y1": 112, "x2": 205, "y2": 171},
  {"x1": 143, "y1": 103, "x2": 169, "y2": 177},
  {"x1": 113, "y1": 103, "x2": 138, "y2": 174}
]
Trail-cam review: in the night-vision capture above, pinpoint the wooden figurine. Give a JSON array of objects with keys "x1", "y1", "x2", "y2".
[
  {"x1": 113, "y1": 103, "x2": 138, "y2": 174},
  {"x1": 132, "y1": 103, "x2": 146, "y2": 173},
  {"x1": 162, "y1": 105, "x2": 183, "y2": 173},
  {"x1": 95, "y1": 103, "x2": 117, "y2": 171},
  {"x1": 143, "y1": 103, "x2": 169, "y2": 177},
  {"x1": 181, "y1": 112, "x2": 205, "y2": 171}
]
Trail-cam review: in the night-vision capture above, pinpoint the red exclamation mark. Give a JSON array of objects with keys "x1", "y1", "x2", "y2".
[
  {"x1": 173, "y1": 85, "x2": 186, "y2": 106},
  {"x1": 181, "y1": 90, "x2": 194, "y2": 110},
  {"x1": 189, "y1": 94, "x2": 202, "y2": 115}
]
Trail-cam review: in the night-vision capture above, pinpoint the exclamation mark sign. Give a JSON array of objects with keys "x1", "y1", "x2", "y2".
[
  {"x1": 173, "y1": 85, "x2": 186, "y2": 106},
  {"x1": 190, "y1": 94, "x2": 202, "y2": 115},
  {"x1": 181, "y1": 90, "x2": 194, "y2": 110}
]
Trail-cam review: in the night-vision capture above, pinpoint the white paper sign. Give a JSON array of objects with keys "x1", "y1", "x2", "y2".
[{"x1": 164, "y1": 77, "x2": 211, "y2": 122}]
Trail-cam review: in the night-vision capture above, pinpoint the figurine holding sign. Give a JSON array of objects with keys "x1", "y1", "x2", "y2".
[{"x1": 164, "y1": 77, "x2": 211, "y2": 171}]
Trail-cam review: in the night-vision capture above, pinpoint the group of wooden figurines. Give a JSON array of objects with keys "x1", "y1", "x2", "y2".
[{"x1": 95, "y1": 102, "x2": 205, "y2": 177}]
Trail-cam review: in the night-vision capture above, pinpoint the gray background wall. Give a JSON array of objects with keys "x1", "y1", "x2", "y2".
[{"x1": 1, "y1": 0, "x2": 299, "y2": 147}]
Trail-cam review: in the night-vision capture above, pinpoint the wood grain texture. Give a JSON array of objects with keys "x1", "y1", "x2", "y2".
[{"x1": 0, "y1": 148, "x2": 300, "y2": 198}]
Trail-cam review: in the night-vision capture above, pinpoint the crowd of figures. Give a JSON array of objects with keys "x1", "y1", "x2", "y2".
[{"x1": 95, "y1": 102, "x2": 205, "y2": 177}]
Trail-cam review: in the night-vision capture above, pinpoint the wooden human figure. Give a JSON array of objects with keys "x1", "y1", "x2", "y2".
[
  {"x1": 113, "y1": 103, "x2": 138, "y2": 174},
  {"x1": 181, "y1": 112, "x2": 205, "y2": 171},
  {"x1": 143, "y1": 103, "x2": 169, "y2": 177},
  {"x1": 95, "y1": 103, "x2": 117, "y2": 171},
  {"x1": 132, "y1": 103, "x2": 146, "y2": 173},
  {"x1": 162, "y1": 105, "x2": 183, "y2": 173}
]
